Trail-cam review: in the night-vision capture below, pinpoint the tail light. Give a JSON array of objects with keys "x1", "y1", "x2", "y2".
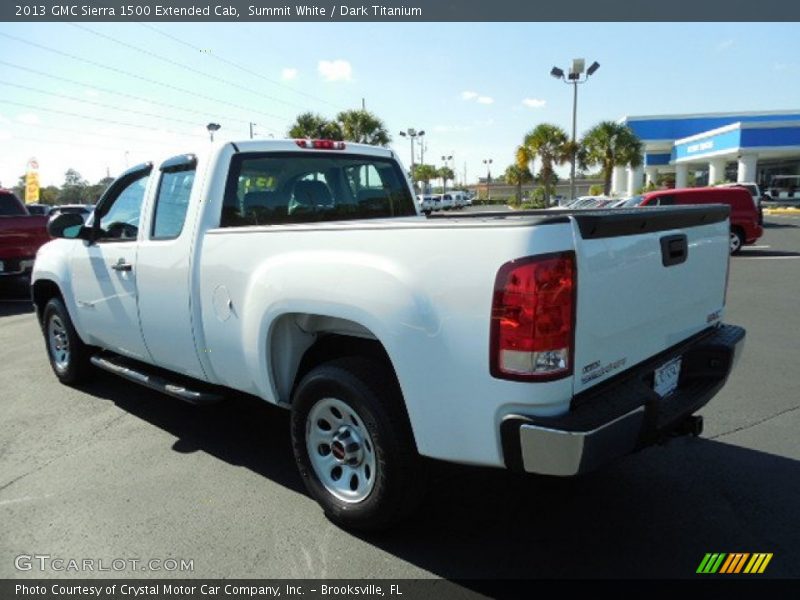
[
  {"x1": 490, "y1": 252, "x2": 576, "y2": 381},
  {"x1": 295, "y1": 139, "x2": 346, "y2": 150}
]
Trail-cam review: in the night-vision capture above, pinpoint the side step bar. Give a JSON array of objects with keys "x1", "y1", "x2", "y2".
[{"x1": 90, "y1": 354, "x2": 223, "y2": 405}]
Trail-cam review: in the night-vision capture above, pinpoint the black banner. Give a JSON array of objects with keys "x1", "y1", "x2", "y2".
[{"x1": 2, "y1": 0, "x2": 799, "y2": 22}]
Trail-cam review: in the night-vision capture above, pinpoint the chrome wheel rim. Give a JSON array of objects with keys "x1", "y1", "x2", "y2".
[
  {"x1": 730, "y1": 232, "x2": 741, "y2": 253},
  {"x1": 306, "y1": 397, "x2": 377, "y2": 503},
  {"x1": 48, "y1": 315, "x2": 70, "y2": 372}
]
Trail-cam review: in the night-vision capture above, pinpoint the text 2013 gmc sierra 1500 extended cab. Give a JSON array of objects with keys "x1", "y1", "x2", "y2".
[
  {"x1": 32, "y1": 140, "x2": 745, "y2": 529},
  {"x1": 0, "y1": 189, "x2": 49, "y2": 277}
]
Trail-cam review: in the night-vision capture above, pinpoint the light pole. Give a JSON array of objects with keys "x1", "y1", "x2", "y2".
[
  {"x1": 207, "y1": 122, "x2": 221, "y2": 142},
  {"x1": 483, "y1": 159, "x2": 493, "y2": 200},
  {"x1": 551, "y1": 59, "x2": 600, "y2": 204},
  {"x1": 441, "y1": 154, "x2": 452, "y2": 192},
  {"x1": 399, "y1": 128, "x2": 425, "y2": 190}
]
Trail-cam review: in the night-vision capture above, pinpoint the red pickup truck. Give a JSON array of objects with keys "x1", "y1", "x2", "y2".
[{"x1": 0, "y1": 189, "x2": 50, "y2": 277}]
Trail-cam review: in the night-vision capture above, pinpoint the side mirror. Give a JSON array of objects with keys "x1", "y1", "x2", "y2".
[{"x1": 47, "y1": 212, "x2": 90, "y2": 240}]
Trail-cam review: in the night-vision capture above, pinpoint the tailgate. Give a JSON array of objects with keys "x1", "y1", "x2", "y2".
[{"x1": 570, "y1": 206, "x2": 730, "y2": 394}]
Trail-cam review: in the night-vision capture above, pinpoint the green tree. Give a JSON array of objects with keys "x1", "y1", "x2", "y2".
[
  {"x1": 579, "y1": 121, "x2": 643, "y2": 196},
  {"x1": 40, "y1": 186, "x2": 60, "y2": 205},
  {"x1": 504, "y1": 164, "x2": 533, "y2": 205},
  {"x1": 86, "y1": 176, "x2": 115, "y2": 203},
  {"x1": 335, "y1": 109, "x2": 391, "y2": 146},
  {"x1": 437, "y1": 166, "x2": 455, "y2": 191},
  {"x1": 59, "y1": 169, "x2": 89, "y2": 204},
  {"x1": 411, "y1": 164, "x2": 438, "y2": 190},
  {"x1": 287, "y1": 112, "x2": 343, "y2": 140},
  {"x1": 516, "y1": 124, "x2": 571, "y2": 205},
  {"x1": 12, "y1": 174, "x2": 25, "y2": 199}
]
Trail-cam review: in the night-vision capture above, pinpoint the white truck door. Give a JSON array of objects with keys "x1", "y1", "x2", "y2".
[
  {"x1": 69, "y1": 167, "x2": 153, "y2": 360},
  {"x1": 135, "y1": 154, "x2": 206, "y2": 380}
]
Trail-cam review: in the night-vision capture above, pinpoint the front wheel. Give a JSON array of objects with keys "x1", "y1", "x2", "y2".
[
  {"x1": 730, "y1": 228, "x2": 744, "y2": 255},
  {"x1": 42, "y1": 297, "x2": 92, "y2": 384},
  {"x1": 290, "y1": 357, "x2": 424, "y2": 530}
]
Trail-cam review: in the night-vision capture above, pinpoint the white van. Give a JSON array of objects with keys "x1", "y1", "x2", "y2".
[{"x1": 765, "y1": 175, "x2": 800, "y2": 201}]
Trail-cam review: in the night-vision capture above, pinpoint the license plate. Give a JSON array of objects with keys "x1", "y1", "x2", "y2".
[{"x1": 654, "y1": 357, "x2": 682, "y2": 398}]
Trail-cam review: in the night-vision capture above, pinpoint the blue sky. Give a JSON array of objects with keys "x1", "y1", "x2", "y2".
[{"x1": 0, "y1": 21, "x2": 798, "y2": 187}]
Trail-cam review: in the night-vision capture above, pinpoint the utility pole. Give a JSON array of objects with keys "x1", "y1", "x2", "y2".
[{"x1": 249, "y1": 122, "x2": 255, "y2": 139}]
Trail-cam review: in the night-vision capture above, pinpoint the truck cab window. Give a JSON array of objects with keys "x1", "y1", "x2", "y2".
[
  {"x1": 152, "y1": 170, "x2": 195, "y2": 240},
  {"x1": 98, "y1": 175, "x2": 150, "y2": 241}
]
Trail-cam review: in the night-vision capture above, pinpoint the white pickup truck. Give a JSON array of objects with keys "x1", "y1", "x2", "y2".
[{"x1": 32, "y1": 139, "x2": 745, "y2": 530}]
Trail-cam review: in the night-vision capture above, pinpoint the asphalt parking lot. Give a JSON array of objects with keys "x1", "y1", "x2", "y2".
[{"x1": 1, "y1": 213, "x2": 799, "y2": 582}]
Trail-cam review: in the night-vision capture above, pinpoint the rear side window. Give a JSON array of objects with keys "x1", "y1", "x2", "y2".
[{"x1": 221, "y1": 152, "x2": 416, "y2": 227}]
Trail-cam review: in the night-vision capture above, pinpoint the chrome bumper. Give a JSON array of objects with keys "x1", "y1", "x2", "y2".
[{"x1": 501, "y1": 324, "x2": 746, "y2": 476}]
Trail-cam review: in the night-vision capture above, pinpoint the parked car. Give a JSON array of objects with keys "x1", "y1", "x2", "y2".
[
  {"x1": 716, "y1": 182, "x2": 764, "y2": 224},
  {"x1": 50, "y1": 204, "x2": 95, "y2": 222},
  {"x1": 764, "y1": 174, "x2": 800, "y2": 202},
  {"x1": 438, "y1": 193, "x2": 454, "y2": 210},
  {"x1": 416, "y1": 195, "x2": 434, "y2": 214},
  {"x1": 26, "y1": 203, "x2": 52, "y2": 216},
  {"x1": 0, "y1": 189, "x2": 50, "y2": 278},
  {"x1": 640, "y1": 187, "x2": 762, "y2": 254},
  {"x1": 34, "y1": 139, "x2": 744, "y2": 530},
  {"x1": 612, "y1": 196, "x2": 645, "y2": 208}
]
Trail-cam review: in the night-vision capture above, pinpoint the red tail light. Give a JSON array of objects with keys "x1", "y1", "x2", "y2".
[
  {"x1": 295, "y1": 139, "x2": 346, "y2": 150},
  {"x1": 490, "y1": 252, "x2": 576, "y2": 381}
]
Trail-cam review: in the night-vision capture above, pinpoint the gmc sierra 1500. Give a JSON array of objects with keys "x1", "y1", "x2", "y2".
[{"x1": 32, "y1": 139, "x2": 744, "y2": 529}]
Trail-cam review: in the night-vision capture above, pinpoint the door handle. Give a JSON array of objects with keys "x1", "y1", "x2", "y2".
[{"x1": 111, "y1": 258, "x2": 132, "y2": 272}]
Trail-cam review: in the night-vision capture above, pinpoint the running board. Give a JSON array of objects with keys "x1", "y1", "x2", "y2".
[{"x1": 90, "y1": 355, "x2": 223, "y2": 405}]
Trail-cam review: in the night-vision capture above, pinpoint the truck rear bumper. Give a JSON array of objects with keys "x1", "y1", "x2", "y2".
[{"x1": 501, "y1": 324, "x2": 746, "y2": 476}]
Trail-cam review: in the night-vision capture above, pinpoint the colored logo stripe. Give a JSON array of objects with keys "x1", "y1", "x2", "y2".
[
  {"x1": 697, "y1": 553, "x2": 726, "y2": 573},
  {"x1": 744, "y1": 553, "x2": 773, "y2": 574},
  {"x1": 697, "y1": 552, "x2": 773, "y2": 574}
]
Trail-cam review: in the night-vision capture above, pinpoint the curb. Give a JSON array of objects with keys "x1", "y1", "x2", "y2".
[{"x1": 763, "y1": 208, "x2": 800, "y2": 215}]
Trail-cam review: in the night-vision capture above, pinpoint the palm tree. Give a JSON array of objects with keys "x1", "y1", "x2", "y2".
[
  {"x1": 437, "y1": 166, "x2": 455, "y2": 191},
  {"x1": 516, "y1": 124, "x2": 570, "y2": 205},
  {"x1": 412, "y1": 164, "x2": 438, "y2": 192},
  {"x1": 504, "y1": 164, "x2": 533, "y2": 205},
  {"x1": 580, "y1": 121, "x2": 643, "y2": 195},
  {"x1": 335, "y1": 109, "x2": 391, "y2": 146},
  {"x1": 287, "y1": 112, "x2": 343, "y2": 140}
]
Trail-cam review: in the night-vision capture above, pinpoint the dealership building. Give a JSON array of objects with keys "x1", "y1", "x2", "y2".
[{"x1": 612, "y1": 110, "x2": 800, "y2": 195}]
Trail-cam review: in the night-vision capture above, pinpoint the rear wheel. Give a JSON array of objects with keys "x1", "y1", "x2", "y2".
[
  {"x1": 730, "y1": 228, "x2": 744, "y2": 255},
  {"x1": 290, "y1": 357, "x2": 424, "y2": 530},
  {"x1": 42, "y1": 297, "x2": 92, "y2": 384}
]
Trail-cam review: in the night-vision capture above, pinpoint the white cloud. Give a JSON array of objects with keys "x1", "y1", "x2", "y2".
[
  {"x1": 716, "y1": 39, "x2": 734, "y2": 52},
  {"x1": 318, "y1": 59, "x2": 352, "y2": 82},
  {"x1": 16, "y1": 113, "x2": 40, "y2": 125},
  {"x1": 281, "y1": 67, "x2": 298, "y2": 80},
  {"x1": 84, "y1": 88, "x2": 100, "y2": 98},
  {"x1": 522, "y1": 97, "x2": 546, "y2": 109},
  {"x1": 477, "y1": 96, "x2": 494, "y2": 105},
  {"x1": 461, "y1": 91, "x2": 478, "y2": 100},
  {"x1": 0, "y1": 130, "x2": 11, "y2": 141}
]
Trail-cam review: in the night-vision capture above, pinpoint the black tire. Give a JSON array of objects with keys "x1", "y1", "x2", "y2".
[
  {"x1": 730, "y1": 228, "x2": 745, "y2": 255},
  {"x1": 42, "y1": 297, "x2": 93, "y2": 384},
  {"x1": 291, "y1": 356, "x2": 425, "y2": 530}
]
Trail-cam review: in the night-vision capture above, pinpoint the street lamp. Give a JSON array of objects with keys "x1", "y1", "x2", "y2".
[
  {"x1": 551, "y1": 58, "x2": 600, "y2": 204},
  {"x1": 398, "y1": 128, "x2": 425, "y2": 172},
  {"x1": 441, "y1": 154, "x2": 452, "y2": 192},
  {"x1": 483, "y1": 158, "x2": 493, "y2": 183},
  {"x1": 207, "y1": 122, "x2": 221, "y2": 142}
]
